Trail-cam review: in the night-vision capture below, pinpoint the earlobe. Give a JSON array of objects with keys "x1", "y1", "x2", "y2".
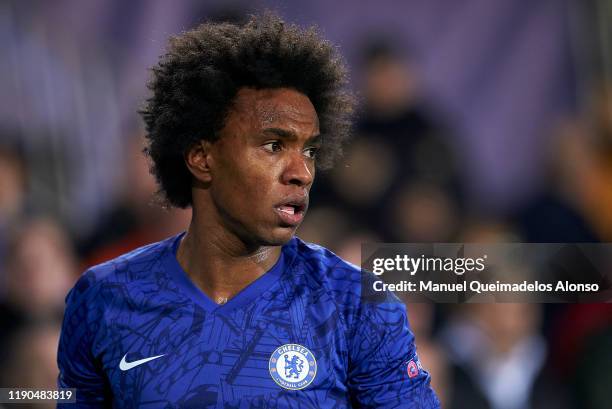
[{"x1": 185, "y1": 140, "x2": 213, "y2": 184}]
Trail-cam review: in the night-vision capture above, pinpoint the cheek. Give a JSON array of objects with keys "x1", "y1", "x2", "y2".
[
  {"x1": 219, "y1": 159, "x2": 278, "y2": 210},
  {"x1": 211, "y1": 142, "x2": 284, "y2": 213},
  {"x1": 242, "y1": 162, "x2": 280, "y2": 202}
]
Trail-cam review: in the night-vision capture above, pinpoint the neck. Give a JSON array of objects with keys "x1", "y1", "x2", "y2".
[{"x1": 176, "y1": 210, "x2": 282, "y2": 304}]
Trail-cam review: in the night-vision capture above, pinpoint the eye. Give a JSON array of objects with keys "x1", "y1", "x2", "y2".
[
  {"x1": 262, "y1": 141, "x2": 282, "y2": 153},
  {"x1": 303, "y1": 146, "x2": 319, "y2": 159}
]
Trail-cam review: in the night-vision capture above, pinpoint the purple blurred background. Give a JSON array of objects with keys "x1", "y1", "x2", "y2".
[{"x1": 1, "y1": 1, "x2": 611, "y2": 408}]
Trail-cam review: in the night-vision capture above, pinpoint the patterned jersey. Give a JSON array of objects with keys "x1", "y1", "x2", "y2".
[{"x1": 57, "y1": 234, "x2": 440, "y2": 408}]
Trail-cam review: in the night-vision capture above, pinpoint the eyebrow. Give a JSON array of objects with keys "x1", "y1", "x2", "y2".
[{"x1": 262, "y1": 128, "x2": 322, "y2": 144}]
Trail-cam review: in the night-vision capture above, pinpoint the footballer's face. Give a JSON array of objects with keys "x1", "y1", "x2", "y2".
[{"x1": 204, "y1": 87, "x2": 320, "y2": 246}]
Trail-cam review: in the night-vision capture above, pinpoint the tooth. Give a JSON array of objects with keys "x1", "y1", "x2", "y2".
[{"x1": 279, "y1": 206, "x2": 294, "y2": 215}]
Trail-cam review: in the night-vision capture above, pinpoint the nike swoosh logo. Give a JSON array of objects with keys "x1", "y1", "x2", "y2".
[{"x1": 119, "y1": 354, "x2": 165, "y2": 371}]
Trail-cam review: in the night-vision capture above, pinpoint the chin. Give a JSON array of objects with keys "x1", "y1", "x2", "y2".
[{"x1": 260, "y1": 226, "x2": 297, "y2": 246}]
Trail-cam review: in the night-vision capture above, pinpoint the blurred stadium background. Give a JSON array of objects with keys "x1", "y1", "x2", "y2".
[{"x1": 1, "y1": 1, "x2": 611, "y2": 408}]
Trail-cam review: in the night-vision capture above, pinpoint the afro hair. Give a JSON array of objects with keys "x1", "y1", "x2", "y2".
[{"x1": 140, "y1": 13, "x2": 355, "y2": 208}]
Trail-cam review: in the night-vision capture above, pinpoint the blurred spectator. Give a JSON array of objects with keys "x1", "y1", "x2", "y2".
[
  {"x1": 0, "y1": 138, "x2": 27, "y2": 227},
  {"x1": 311, "y1": 36, "x2": 465, "y2": 244},
  {"x1": 435, "y1": 223, "x2": 570, "y2": 408},
  {"x1": 78, "y1": 130, "x2": 190, "y2": 268},
  {"x1": 296, "y1": 206, "x2": 353, "y2": 251},
  {"x1": 549, "y1": 304, "x2": 612, "y2": 409},
  {"x1": 0, "y1": 217, "x2": 75, "y2": 369},
  {"x1": 512, "y1": 122, "x2": 599, "y2": 243},
  {"x1": 0, "y1": 136, "x2": 29, "y2": 281},
  {"x1": 2, "y1": 217, "x2": 74, "y2": 319},
  {"x1": 0, "y1": 320, "x2": 61, "y2": 409},
  {"x1": 389, "y1": 183, "x2": 458, "y2": 242},
  {"x1": 440, "y1": 303, "x2": 568, "y2": 409},
  {"x1": 558, "y1": 86, "x2": 612, "y2": 241},
  {"x1": 514, "y1": 85, "x2": 611, "y2": 243},
  {"x1": 573, "y1": 327, "x2": 612, "y2": 409}
]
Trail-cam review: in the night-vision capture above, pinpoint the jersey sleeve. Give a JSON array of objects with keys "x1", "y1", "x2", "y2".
[
  {"x1": 347, "y1": 289, "x2": 440, "y2": 408},
  {"x1": 57, "y1": 272, "x2": 110, "y2": 408}
]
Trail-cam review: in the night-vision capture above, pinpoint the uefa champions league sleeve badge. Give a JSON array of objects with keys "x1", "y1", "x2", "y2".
[{"x1": 269, "y1": 344, "x2": 317, "y2": 390}]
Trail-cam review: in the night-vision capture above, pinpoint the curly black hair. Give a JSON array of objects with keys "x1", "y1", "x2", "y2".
[{"x1": 140, "y1": 13, "x2": 355, "y2": 208}]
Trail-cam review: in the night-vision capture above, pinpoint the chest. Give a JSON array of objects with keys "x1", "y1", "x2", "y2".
[{"x1": 93, "y1": 292, "x2": 351, "y2": 408}]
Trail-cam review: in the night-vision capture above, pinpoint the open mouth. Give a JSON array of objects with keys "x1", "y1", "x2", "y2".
[
  {"x1": 277, "y1": 203, "x2": 305, "y2": 215},
  {"x1": 275, "y1": 199, "x2": 307, "y2": 226}
]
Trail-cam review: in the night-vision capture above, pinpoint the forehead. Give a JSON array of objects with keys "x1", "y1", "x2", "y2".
[{"x1": 230, "y1": 87, "x2": 319, "y2": 130}]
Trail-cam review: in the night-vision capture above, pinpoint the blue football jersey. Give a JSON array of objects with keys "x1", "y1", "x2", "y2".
[{"x1": 57, "y1": 234, "x2": 440, "y2": 408}]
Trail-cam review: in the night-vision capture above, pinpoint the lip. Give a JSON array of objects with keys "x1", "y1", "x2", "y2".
[{"x1": 274, "y1": 195, "x2": 308, "y2": 227}]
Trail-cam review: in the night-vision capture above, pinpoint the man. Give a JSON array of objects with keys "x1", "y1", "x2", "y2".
[{"x1": 58, "y1": 14, "x2": 440, "y2": 408}]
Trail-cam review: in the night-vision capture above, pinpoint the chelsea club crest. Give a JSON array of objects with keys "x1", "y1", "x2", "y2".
[{"x1": 269, "y1": 344, "x2": 317, "y2": 390}]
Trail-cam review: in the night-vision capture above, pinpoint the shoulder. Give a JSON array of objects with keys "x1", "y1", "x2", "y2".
[
  {"x1": 66, "y1": 234, "x2": 179, "y2": 307},
  {"x1": 289, "y1": 237, "x2": 361, "y2": 294},
  {"x1": 288, "y1": 239, "x2": 415, "y2": 352},
  {"x1": 289, "y1": 237, "x2": 398, "y2": 303},
  {"x1": 287, "y1": 238, "x2": 401, "y2": 327}
]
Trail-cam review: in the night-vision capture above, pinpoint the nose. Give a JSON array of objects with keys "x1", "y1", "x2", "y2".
[{"x1": 281, "y1": 152, "x2": 314, "y2": 187}]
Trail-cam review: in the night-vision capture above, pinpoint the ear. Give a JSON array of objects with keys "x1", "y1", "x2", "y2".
[{"x1": 185, "y1": 140, "x2": 214, "y2": 184}]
